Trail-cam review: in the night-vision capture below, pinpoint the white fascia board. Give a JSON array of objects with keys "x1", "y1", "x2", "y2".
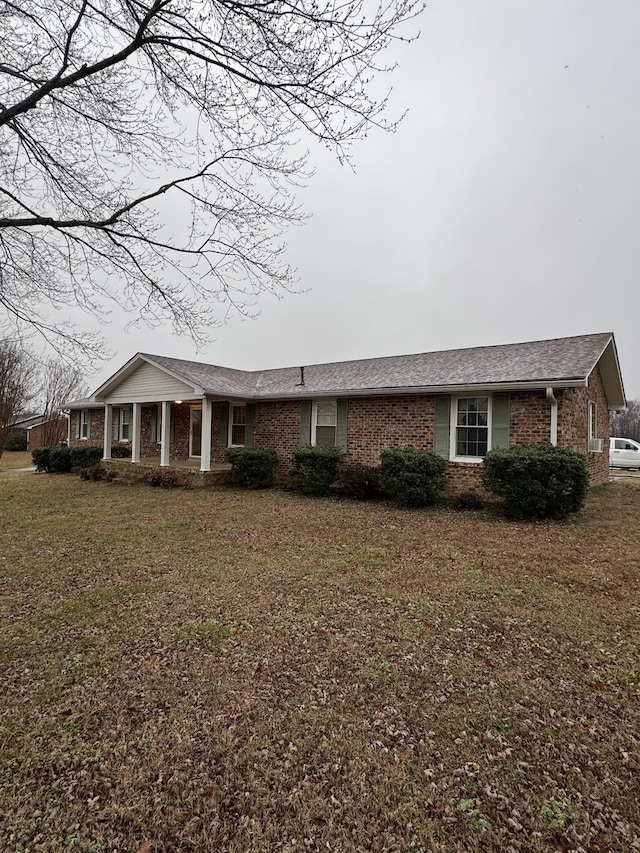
[
  {"x1": 92, "y1": 353, "x2": 149, "y2": 398},
  {"x1": 248, "y1": 379, "x2": 588, "y2": 401},
  {"x1": 64, "y1": 398, "x2": 102, "y2": 410}
]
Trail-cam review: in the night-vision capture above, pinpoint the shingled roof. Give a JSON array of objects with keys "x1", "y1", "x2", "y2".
[{"x1": 87, "y1": 332, "x2": 625, "y2": 408}]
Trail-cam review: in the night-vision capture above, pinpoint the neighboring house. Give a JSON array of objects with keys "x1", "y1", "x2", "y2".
[
  {"x1": 9, "y1": 413, "x2": 68, "y2": 450},
  {"x1": 66, "y1": 332, "x2": 626, "y2": 493}
]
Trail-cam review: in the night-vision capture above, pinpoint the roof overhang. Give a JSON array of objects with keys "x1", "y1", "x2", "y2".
[
  {"x1": 232, "y1": 378, "x2": 589, "y2": 402},
  {"x1": 591, "y1": 337, "x2": 626, "y2": 410}
]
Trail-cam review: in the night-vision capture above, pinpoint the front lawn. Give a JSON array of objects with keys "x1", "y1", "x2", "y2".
[{"x1": 1, "y1": 475, "x2": 638, "y2": 852}]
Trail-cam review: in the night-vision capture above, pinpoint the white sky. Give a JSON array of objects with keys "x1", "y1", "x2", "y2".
[{"x1": 84, "y1": 0, "x2": 640, "y2": 399}]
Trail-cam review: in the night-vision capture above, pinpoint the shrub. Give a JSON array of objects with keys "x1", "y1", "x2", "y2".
[
  {"x1": 49, "y1": 445, "x2": 72, "y2": 473},
  {"x1": 288, "y1": 445, "x2": 343, "y2": 497},
  {"x1": 335, "y1": 462, "x2": 382, "y2": 500},
  {"x1": 111, "y1": 444, "x2": 132, "y2": 459},
  {"x1": 6, "y1": 433, "x2": 27, "y2": 451},
  {"x1": 451, "y1": 490, "x2": 486, "y2": 511},
  {"x1": 70, "y1": 445, "x2": 103, "y2": 469},
  {"x1": 79, "y1": 464, "x2": 115, "y2": 482},
  {"x1": 226, "y1": 446, "x2": 277, "y2": 489},
  {"x1": 379, "y1": 448, "x2": 447, "y2": 507},
  {"x1": 32, "y1": 446, "x2": 52, "y2": 472},
  {"x1": 481, "y1": 443, "x2": 590, "y2": 520},
  {"x1": 147, "y1": 468, "x2": 183, "y2": 488}
]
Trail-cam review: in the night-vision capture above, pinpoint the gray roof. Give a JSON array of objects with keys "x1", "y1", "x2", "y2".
[{"x1": 141, "y1": 332, "x2": 615, "y2": 397}]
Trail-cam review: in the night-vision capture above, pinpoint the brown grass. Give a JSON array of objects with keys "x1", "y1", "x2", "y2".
[
  {"x1": 1, "y1": 475, "x2": 638, "y2": 852},
  {"x1": 0, "y1": 450, "x2": 32, "y2": 469}
]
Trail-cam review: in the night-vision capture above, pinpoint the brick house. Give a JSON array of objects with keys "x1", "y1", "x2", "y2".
[
  {"x1": 66, "y1": 332, "x2": 625, "y2": 493},
  {"x1": 10, "y1": 413, "x2": 68, "y2": 450}
]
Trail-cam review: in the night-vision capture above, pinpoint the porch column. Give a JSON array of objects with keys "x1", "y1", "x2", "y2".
[
  {"x1": 200, "y1": 398, "x2": 212, "y2": 472},
  {"x1": 131, "y1": 402, "x2": 142, "y2": 463},
  {"x1": 160, "y1": 400, "x2": 171, "y2": 467},
  {"x1": 103, "y1": 404, "x2": 113, "y2": 460}
]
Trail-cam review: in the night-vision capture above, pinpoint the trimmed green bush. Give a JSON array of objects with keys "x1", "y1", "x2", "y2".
[
  {"x1": 49, "y1": 445, "x2": 72, "y2": 473},
  {"x1": 481, "y1": 443, "x2": 590, "y2": 520},
  {"x1": 335, "y1": 462, "x2": 382, "y2": 500},
  {"x1": 379, "y1": 448, "x2": 447, "y2": 507},
  {"x1": 288, "y1": 445, "x2": 343, "y2": 497},
  {"x1": 32, "y1": 446, "x2": 51, "y2": 472},
  {"x1": 70, "y1": 445, "x2": 103, "y2": 469},
  {"x1": 6, "y1": 433, "x2": 27, "y2": 451},
  {"x1": 226, "y1": 446, "x2": 277, "y2": 489}
]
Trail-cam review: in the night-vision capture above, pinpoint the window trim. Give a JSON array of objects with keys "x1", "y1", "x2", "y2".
[
  {"x1": 311, "y1": 399, "x2": 337, "y2": 447},
  {"x1": 587, "y1": 400, "x2": 602, "y2": 452},
  {"x1": 79, "y1": 409, "x2": 89, "y2": 441},
  {"x1": 112, "y1": 406, "x2": 132, "y2": 443},
  {"x1": 450, "y1": 395, "x2": 492, "y2": 463},
  {"x1": 228, "y1": 402, "x2": 247, "y2": 447}
]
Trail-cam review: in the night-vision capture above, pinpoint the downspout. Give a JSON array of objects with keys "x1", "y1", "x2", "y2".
[{"x1": 546, "y1": 387, "x2": 558, "y2": 446}]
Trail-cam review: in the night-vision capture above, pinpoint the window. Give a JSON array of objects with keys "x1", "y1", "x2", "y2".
[
  {"x1": 313, "y1": 400, "x2": 337, "y2": 447},
  {"x1": 230, "y1": 404, "x2": 246, "y2": 446},
  {"x1": 455, "y1": 396, "x2": 489, "y2": 458},
  {"x1": 79, "y1": 409, "x2": 90, "y2": 440},
  {"x1": 150, "y1": 405, "x2": 160, "y2": 444},
  {"x1": 112, "y1": 407, "x2": 132, "y2": 442},
  {"x1": 150, "y1": 405, "x2": 174, "y2": 444},
  {"x1": 587, "y1": 401, "x2": 602, "y2": 451}
]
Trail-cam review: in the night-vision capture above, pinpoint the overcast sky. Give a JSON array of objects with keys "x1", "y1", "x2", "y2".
[{"x1": 86, "y1": 0, "x2": 640, "y2": 399}]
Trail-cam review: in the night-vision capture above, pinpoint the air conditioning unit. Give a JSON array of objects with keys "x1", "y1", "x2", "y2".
[{"x1": 588, "y1": 438, "x2": 603, "y2": 453}]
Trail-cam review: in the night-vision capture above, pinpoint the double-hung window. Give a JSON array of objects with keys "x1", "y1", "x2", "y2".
[
  {"x1": 312, "y1": 400, "x2": 337, "y2": 447},
  {"x1": 112, "y1": 406, "x2": 132, "y2": 442},
  {"x1": 441, "y1": 393, "x2": 509, "y2": 461},
  {"x1": 455, "y1": 396, "x2": 489, "y2": 458},
  {"x1": 230, "y1": 404, "x2": 246, "y2": 446},
  {"x1": 79, "y1": 409, "x2": 90, "y2": 440},
  {"x1": 587, "y1": 401, "x2": 602, "y2": 452}
]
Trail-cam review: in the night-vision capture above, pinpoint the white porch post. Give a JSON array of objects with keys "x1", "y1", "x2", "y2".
[
  {"x1": 160, "y1": 400, "x2": 171, "y2": 467},
  {"x1": 200, "y1": 398, "x2": 212, "y2": 472},
  {"x1": 131, "y1": 402, "x2": 141, "y2": 463},
  {"x1": 103, "y1": 404, "x2": 113, "y2": 460}
]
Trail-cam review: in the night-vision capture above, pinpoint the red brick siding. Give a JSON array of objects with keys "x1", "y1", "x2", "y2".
[
  {"x1": 252, "y1": 400, "x2": 305, "y2": 476},
  {"x1": 509, "y1": 390, "x2": 551, "y2": 445},
  {"x1": 346, "y1": 396, "x2": 435, "y2": 465},
  {"x1": 70, "y1": 379, "x2": 610, "y2": 489},
  {"x1": 556, "y1": 366, "x2": 610, "y2": 486}
]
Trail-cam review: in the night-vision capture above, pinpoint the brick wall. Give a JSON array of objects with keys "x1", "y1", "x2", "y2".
[
  {"x1": 556, "y1": 366, "x2": 610, "y2": 486},
  {"x1": 252, "y1": 400, "x2": 304, "y2": 477},
  {"x1": 69, "y1": 379, "x2": 610, "y2": 489}
]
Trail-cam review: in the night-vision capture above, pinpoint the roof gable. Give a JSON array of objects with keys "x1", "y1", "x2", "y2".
[{"x1": 101, "y1": 360, "x2": 196, "y2": 403}]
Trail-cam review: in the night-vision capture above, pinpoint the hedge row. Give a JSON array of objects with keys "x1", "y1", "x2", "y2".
[
  {"x1": 229, "y1": 443, "x2": 591, "y2": 519},
  {"x1": 50, "y1": 441, "x2": 591, "y2": 520},
  {"x1": 32, "y1": 444, "x2": 131, "y2": 473}
]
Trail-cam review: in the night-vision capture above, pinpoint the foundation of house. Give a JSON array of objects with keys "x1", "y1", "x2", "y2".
[{"x1": 101, "y1": 458, "x2": 232, "y2": 488}]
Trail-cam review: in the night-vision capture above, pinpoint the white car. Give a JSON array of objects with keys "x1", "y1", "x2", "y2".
[{"x1": 610, "y1": 437, "x2": 640, "y2": 469}]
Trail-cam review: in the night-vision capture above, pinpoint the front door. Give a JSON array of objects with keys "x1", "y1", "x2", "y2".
[{"x1": 190, "y1": 407, "x2": 202, "y2": 457}]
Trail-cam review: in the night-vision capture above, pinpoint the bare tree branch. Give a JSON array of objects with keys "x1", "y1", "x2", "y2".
[{"x1": 0, "y1": 0, "x2": 422, "y2": 361}]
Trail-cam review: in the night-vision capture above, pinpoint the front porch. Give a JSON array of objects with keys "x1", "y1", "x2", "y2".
[{"x1": 102, "y1": 457, "x2": 232, "y2": 488}]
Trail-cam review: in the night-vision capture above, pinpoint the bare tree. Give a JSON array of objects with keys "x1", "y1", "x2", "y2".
[
  {"x1": 0, "y1": 340, "x2": 35, "y2": 458},
  {"x1": 39, "y1": 359, "x2": 88, "y2": 446},
  {"x1": 0, "y1": 0, "x2": 421, "y2": 360},
  {"x1": 610, "y1": 400, "x2": 640, "y2": 442}
]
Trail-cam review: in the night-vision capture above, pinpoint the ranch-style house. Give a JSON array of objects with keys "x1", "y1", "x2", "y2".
[{"x1": 66, "y1": 332, "x2": 625, "y2": 493}]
